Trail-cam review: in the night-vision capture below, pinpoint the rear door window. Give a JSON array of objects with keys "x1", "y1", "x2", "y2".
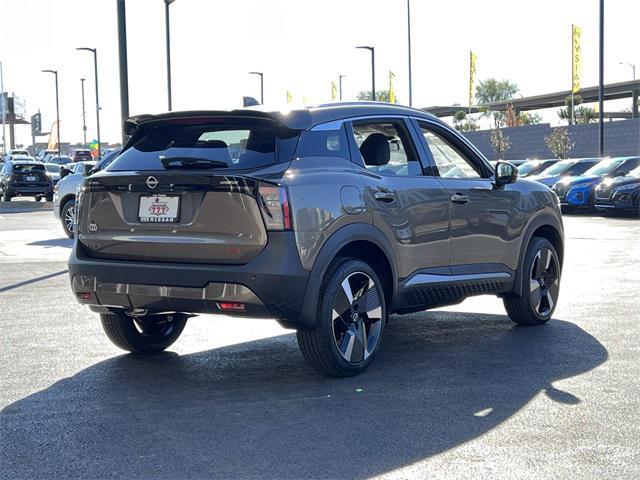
[
  {"x1": 350, "y1": 120, "x2": 423, "y2": 176},
  {"x1": 108, "y1": 117, "x2": 299, "y2": 172}
]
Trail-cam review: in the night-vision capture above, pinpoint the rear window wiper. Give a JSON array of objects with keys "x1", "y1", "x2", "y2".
[{"x1": 160, "y1": 157, "x2": 229, "y2": 169}]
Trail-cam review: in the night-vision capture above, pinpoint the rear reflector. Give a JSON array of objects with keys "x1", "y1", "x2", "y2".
[
  {"x1": 78, "y1": 292, "x2": 92, "y2": 300},
  {"x1": 217, "y1": 302, "x2": 246, "y2": 312}
]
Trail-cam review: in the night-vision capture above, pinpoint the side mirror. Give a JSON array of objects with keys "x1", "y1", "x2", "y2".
[{"x1": 495, "y1": 161, "x2": 518, "y2": 187}]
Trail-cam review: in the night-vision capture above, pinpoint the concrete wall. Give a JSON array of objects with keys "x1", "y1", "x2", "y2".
[{"x1": 463, "y1": 119, "x2": 640, "y2": 160}]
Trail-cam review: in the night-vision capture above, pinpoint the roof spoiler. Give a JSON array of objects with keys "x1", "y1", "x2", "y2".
[{"x1": 122, "y1": 109, "x2": 313, "y2": 138}]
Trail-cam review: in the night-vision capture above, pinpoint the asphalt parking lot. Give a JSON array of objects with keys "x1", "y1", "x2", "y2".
[{"x1": 0, "y1": 204, "x2": 638, "y2": 479}]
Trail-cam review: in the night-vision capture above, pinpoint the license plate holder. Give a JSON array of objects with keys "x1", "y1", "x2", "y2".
[
  {"x1": 26, "y1": 176, "x2": 37, "y2": 181},
  {"x1": 138, "y1": 194, "x2": 180, "y2": 223}
]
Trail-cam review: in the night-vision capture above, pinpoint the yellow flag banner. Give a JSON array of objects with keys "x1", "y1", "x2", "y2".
[
  {"x1": 389, "y1": 71, "x2": 396, "y2": 104},
  {"x1": 47, "y1": 121, "x2": 59, "y2": 150},
  {"x1": 331, "y1": 81, "x2": 337, "y2": 101},
  {"x1": 469, "y1": 51, "x2": 477, "y2": 109},
  {"x1": 572, "y1": 24, "x2": 582, "y2": 94},
  {"x1": 286, "y1": 91, "x2": 293, "y2": 104}
]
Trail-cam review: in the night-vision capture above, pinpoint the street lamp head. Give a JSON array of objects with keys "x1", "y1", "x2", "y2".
[
  {"x1": 41, "y1": 69, "x2": 57, "y2": 75},
  {"x1": 356, "y1": 46, "x2": 374, "y2": 51},
  {"x1": 249, "y1": 71, "x2": 263, "y2": 76},
  {"x1": 76, "y1": 47, "x2": 96, "y2": 53},
  {"x1": 164, "y1": 0, "x2": 176, "y2": 4}
]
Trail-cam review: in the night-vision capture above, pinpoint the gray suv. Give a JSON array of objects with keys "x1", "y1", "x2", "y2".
[{"x1": 69, "y1": 104, "x2": 564, "y2": 376}]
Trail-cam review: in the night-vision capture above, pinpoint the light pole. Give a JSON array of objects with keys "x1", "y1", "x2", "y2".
[
  {"x1": 356, "y1": 46, "x2": 375, "y2": 101},
  {"x1": 249, "y1": 72, "x2": 264, "y2": 105},
  {"x1": 164, "y1": 0, "x2": 176, "y2": 111},
  {"x1": 619, "y1": 61, "x2": 636, "y2": 80},
  {"x1": 76, "y1": 47, "x2": 101, "y2": 158},
  {"x1": 598, "y1": 0, "x2": 604, "y2": 156},
  {"x1": 80, "y1": 78, "x2": 87, "y2": 147},
  {"x1": 338, "y1": 74, "x2": 346, "y2": 101},
  {"x1": 117, "y1": 0, "x2": 130, "y2": 145},
  {"x1": 407, "y1": 0, "x2": 413, "y2": 106},
  {"x1": 0, "y1": 61, "x2": 6, "y2": 154},
  {"x1": 41, "y1": 69, "x2": 61, "y2": 159}
]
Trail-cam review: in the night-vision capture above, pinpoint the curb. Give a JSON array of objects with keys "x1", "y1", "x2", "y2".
[{"x1": 0, "y1": 201, "x2": 53, "y2": 213}]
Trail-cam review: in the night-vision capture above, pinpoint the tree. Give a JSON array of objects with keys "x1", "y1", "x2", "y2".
[
  {"x1": 558, "y1": 95, "x2": 597, "y2": 125},
  {"x1": 357, "y1": 90, "x2": 399, "y2": 103},
  {"x1": 519, "y1": 111, "x2": 543, "y2": 125},
  {"x1": 453, "y1": 110, "x2": 480, "y2": 132},
  {"x1": 489, "y1": 128, "x2": 511, "y2": 159},
  {"x1": 475, "y1": 79, "x2": 519, "y2": 128},
  {"x1": 545, "y1": 127, "x2": 574, "y2": 159}
]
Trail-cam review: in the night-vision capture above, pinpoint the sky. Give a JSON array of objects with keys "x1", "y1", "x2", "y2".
[{"x1": 1, "y1": 0, "x2": 638, "y2": 147}]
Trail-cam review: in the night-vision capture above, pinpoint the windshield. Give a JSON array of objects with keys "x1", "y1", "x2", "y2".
[
  {"x1": 517, "y1": 160, "x2": 547, "y2": 176},
  {"x1": 108, "y1": 118, "x2": 299, "y2": 172},
  {"x1": 584, "y1": 159, "x2": 624, "y2": 176},
  {"x1": 539, "y1": 160, "x2": 574, "y2": 176},
  {"x1": 45, "y1": 164, "x2": 61, "y2": 173}
]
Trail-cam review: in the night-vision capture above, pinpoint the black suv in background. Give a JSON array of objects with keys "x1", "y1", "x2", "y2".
[
  {"x1": 0, "y1": 160, "x2": 53, "y2": 201},
  {"x1": 69, "y1": 103, "x2": 564, "y2": 376}
]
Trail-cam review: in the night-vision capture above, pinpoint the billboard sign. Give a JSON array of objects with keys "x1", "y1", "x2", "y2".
[{"x1": 31, "y1": 113, "x2": 42, "y2": 136}]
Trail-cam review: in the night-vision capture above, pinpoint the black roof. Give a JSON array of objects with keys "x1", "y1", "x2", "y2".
[{"x1": 124, "y1": 102, "x2": 442, "y2": 133}]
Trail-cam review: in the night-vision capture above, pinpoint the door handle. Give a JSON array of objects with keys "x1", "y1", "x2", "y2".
[
  {"x1": 374, "y1": 189, "x2": 395, "y2": 203},
  {"x1": 450, "y1": 193, "x2": 469, "y2": 204}
]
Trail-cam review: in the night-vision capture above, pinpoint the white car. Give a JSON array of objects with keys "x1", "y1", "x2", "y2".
[{"x1": 53, "y1": 161, "x2": 97, "y2": 238}]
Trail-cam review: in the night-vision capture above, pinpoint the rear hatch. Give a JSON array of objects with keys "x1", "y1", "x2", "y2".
[
  {"x1": 12, "y1": 164, "x2": 50, "y2": 186},
  {"x1": 77, "y1": 114, "x2": 299, "y2": 264}
]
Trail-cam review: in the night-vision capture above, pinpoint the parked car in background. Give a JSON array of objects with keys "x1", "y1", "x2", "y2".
[
  {"x1": 54, "y1": 160, "x2": 98, "y2": 237},
  {"x1": 47, "y1": 155, "x2": 73, "y2": 166},
  {"x1": 43, "y1": 163, "x2": 62, "y2": 185},
  {"x1": 4, "y1": 149, "x2": 30, "y2": 162},
  {"x1": 594, "y1": 164, "x2": 640, "y2": 216},
  {"x1": 37, "y1": 149, "x2": 59, "y2": 162},
  {"x1": 517, "y1": 159, "x2": 558, "y2": 178},
  {"x1": 0, "y1": 160, "x2": 53, "y2": 201},
  {"x1": 70, "y1": 149, "x2": 93, "y2": 162},
  {"x1": 552, "y1": 157, "x2": 640, "y2": 210},
  {"x1": 528, "y1": 158, "x2": 601, "y2": 188},
  {"x1": 68, "y1": 105, "x2": 564, "y2": 376}
]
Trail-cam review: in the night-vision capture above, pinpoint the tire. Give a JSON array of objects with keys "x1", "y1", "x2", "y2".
[
  {"x1": 297, "y1": 258, "x2": 387, "y2": 377},
  {"x1": 35, "y1": 196, "x2": 42, "y2": 202},
  {"x1": 100, "y1": 311, "x2": 188, "y2": 354},
  {"x1": 61, "y1": 199, "x2": 76, "y2": 238},
  {"x1": 45, "y1": 193, "x2": 53, "y2": 202},
  {"x1": 503, "y1": 237, "x2": 561, "y2": 326},
  {"x1": 2, "y1": 189, "x2": 12, "y2": 202}
]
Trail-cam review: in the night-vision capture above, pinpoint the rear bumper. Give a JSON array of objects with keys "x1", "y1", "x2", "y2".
[
  {"x1": 6, "y1": 184, "x2": 53, "y2": 196},
  {"x1": 68, "y1": 231, "x2": 311, "y2": 327}
]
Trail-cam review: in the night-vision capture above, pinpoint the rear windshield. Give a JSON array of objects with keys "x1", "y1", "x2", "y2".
[
  {"x1": 13, "y1": 164, "x2": 45, "y2": 173},
  {"x1": 45, "y1": 164, "x2": 61, "y2": 173},
  {"x1": 108, "y1": 118, "x2": 299, "y2": 172}
]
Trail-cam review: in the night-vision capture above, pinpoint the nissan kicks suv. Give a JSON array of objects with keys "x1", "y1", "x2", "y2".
[{"x1": 69, "y1": 104, "x2": 564, "y2": 376}]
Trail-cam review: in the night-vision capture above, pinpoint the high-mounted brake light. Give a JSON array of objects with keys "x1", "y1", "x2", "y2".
[{"x1": 258, "y1": 184, "x2": 292, "y2": 231}]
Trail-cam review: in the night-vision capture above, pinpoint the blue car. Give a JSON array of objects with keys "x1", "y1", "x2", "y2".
[
  {"x1": 594, "y1": 165, "x2": 640, "y2": 215},
  {"x1": 527, "y1": 158, "x2": 600, "y2": 188},
  {"x1": 552, "y1": 156, "x2": 640, "y2": 210}
]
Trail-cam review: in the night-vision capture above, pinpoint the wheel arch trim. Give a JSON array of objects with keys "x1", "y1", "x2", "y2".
[
  {"x1": 295, "y1": 223, "x2": 397, "y2": 329},
  {"x1": 511, "y1": 211, "x2": 564, "y2": 298}
]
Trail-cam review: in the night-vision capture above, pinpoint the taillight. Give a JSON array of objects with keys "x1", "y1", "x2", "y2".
[{"x1": 258, "y1": 183, "x2": 292, "y2": 231}]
